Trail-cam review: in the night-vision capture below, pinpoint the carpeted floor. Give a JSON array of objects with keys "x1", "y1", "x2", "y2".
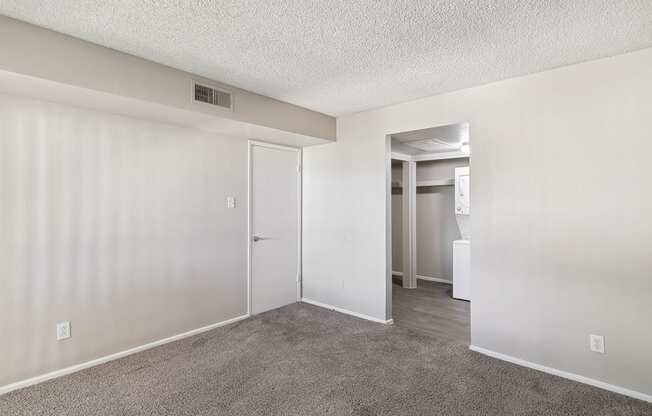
[{"x1": 1, "y1": 303, "x2": 650, "y2": 415}]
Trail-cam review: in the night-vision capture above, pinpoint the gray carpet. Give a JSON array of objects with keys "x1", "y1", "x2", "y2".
[{"x1": 1, "y1": 303, "x2": 650, "y2": 415}]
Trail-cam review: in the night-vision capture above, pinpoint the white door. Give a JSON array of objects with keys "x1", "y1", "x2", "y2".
[{"x1": 250, "y1": 142, "x2": 300, "y2": 315}]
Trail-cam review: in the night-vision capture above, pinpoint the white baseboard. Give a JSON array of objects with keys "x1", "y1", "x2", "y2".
[
  {"x1": 0, "y1": 313, "x2": 250, "y2": 396},
  {"x1": 417, "y1": 275, "x2": 452, "y2": 284},
  {"x1": 469, "y1": 345, "x2": 652, "y2": 403},
  {"x1": 301, "y1": 298, "x2": 393, "y2": 325},
  {"x1": 392, "y1": 271, "x2": 452, "y2": 285}
]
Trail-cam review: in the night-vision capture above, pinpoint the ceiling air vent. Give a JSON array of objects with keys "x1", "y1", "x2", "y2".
[{"x1": 193, "y1": 82, "x2": 232, "y2": 110}]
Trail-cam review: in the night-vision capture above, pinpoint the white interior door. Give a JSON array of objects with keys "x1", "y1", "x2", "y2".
[{"x1": 249, "y1": 142, "x2": 300, "y2": 315}]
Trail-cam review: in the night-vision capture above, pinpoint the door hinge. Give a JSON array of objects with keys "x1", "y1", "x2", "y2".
[{"x1": 297, "y1": 164, "x2": 302, "y2": 173}]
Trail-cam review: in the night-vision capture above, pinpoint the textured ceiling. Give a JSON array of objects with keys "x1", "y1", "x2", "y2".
[
  {"x1": 1, "y1": 1, "x2": 651, "y2": 116},
  {"x1": 392, "y1": 123, "x2": 469, "y2": 155}
]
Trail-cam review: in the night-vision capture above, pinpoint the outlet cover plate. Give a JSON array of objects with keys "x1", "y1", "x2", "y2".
[
  {"x1": 590, "y1": 334, "x2": 605, "y2": 353},
  {"x1": 57, "y1": 321, "x2": 71, "y2": 341}
]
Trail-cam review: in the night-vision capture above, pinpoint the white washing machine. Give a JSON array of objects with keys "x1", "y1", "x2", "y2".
[
  {"x1": 453, "y1": 240, "x2": 470, "y2": 300},
  {"x1": 453, "y1": 167, "x2": 470, "y2": 301}
]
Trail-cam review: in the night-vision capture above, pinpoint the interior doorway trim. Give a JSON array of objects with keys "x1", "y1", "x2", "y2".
[{"x1": 247, "y1": 140, "x2": 302, "y2": 315}]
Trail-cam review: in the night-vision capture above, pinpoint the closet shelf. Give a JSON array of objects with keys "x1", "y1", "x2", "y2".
[{"x1": 392, "y1": 178, "x2": 455, "y2": 189}]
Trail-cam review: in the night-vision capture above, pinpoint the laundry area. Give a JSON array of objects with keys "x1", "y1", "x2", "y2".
[{"x1": 389, "y1": 122, "x2": 471, "y2": 344}]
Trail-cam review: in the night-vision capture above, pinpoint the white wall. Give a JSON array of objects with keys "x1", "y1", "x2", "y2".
[
  {"x1": 303, "y1": 47, "x2": 652, "y2": 396},
  {"x1": 416, "y1": 159, "x2": 468, "y2": 280},
  {"x1": 414, "y1": 186, "x2": 458, "y2": 281},
  {"x1": 302, "y1": 120, "x2": 388, "y2": 319},
  {"x1": 415, "y1": 158, "x2": 468, "y2": 183},
  {"x1": 0, "y1": 93, "x2": 248, "y2": 387}
]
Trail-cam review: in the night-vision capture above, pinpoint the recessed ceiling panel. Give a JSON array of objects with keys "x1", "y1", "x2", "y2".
[
  {"x1": 391, "y1": 122, "x2": 469, "y2": 155},
  {"x1": 404, "y1": 139, "x2": 457, "y2": 153}
]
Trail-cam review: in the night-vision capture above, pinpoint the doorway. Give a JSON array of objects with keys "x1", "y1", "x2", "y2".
[
  {"x1": 386, "y1": 122, "x2": 471, "y2": 344},
  {"x1": 248, "y1": 141, "x2": 302, "y2": 315}
]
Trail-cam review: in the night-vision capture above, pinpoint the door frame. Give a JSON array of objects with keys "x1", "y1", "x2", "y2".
[{"x1": 247, "y1": 140, "x2": 302, "y2": 315}]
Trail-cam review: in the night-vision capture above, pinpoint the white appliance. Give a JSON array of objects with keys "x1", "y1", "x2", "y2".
[
  {"x1": 453, "y1": 240, "x2": 470, "y2": 300},
  {"x1": 454, "y1": 167, "x2": 470, "y2": 240},
  {"x1": 453, "y1": 167, "x2": 471, "y2": 301}
]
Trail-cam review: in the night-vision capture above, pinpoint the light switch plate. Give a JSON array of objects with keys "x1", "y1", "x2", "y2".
[
  {"x1": 226, "y1": 196, "x2": 236, "y2": 209},
  {"x1": 57, "y1": 321, "x2": 71, "y2": 341}
]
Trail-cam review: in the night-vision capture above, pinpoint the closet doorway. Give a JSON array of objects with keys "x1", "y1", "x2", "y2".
[{"x1": 387, "y1": 122, "x2": 471, "y2": 344}]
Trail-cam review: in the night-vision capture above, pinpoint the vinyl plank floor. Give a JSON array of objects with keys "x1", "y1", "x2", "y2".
[{"x1": 392, "y1": 278, "x2": 470, "y2": 344}]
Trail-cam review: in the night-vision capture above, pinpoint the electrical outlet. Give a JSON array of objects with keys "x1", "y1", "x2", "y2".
[
  {"x1": 57, "y1": 321, "x2": 71, "y2": 341},
  {"x1": 226, "y1": 196, "x2": 236, "y2": 209},
  {"x1": 590, "y1": 334, "x2": 604, "y2": 354}
]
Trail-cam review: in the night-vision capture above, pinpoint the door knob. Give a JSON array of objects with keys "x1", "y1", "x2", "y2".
[{"x1": 253, "y1": 235, "x2": 269, "y2": 242}]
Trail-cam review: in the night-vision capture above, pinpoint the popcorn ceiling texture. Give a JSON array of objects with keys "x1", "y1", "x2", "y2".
[{"x1": 1, "y1": 1, "x2": 652, "y2": 115}]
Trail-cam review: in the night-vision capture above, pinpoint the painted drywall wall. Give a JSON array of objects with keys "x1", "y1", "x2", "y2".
[
  {"x1": 0, "y1": 15, "x2": 335, "y2": 142},
  {"x1": 415, "y1": 158, "x2": 468, "y2": 183},
  {"x1": 302, "y1": 47, "x2": 652, "y2": 396},
  {"x1": 302, "y1": 119, "x2": 388, "y2": 319},
  {"x1": 414, "y1": 187, "x2": 457, "y2": 281},
  {"x1": 416, "y1": 159, "x2": 468, "y2": 281},
  {"x1": 0, "y1": 93, "x2": 248, "y2": 387}
]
